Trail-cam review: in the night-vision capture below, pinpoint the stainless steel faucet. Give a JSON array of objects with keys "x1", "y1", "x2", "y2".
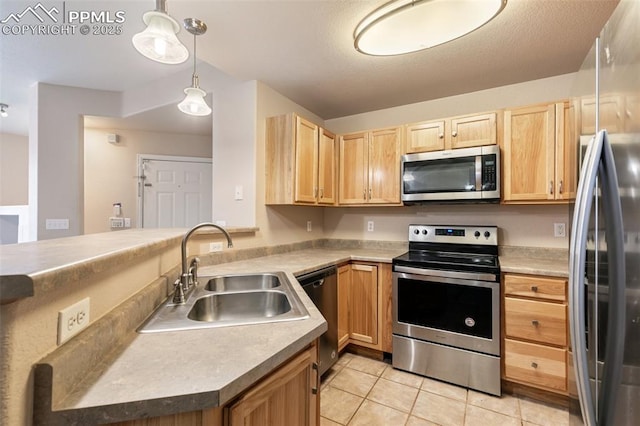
[{"x1": 172, "y1": 222, "x2": 234, "y2": 304}]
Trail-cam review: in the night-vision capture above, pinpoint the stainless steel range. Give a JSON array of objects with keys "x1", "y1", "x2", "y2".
[{"x1": 392, "y1": 224, "x2": 501, "y2": 396}]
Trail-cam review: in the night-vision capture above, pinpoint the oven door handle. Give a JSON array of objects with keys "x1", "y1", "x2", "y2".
[
  {"x1": 394, "y1": 265, "x2": 497, "y2": 283},
  {"x1": 394, "y1": 270, "x2": 498, "y2": 289}
]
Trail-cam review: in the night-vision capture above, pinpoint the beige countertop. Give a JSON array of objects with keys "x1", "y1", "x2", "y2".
[
  {"x1": 34, "y1": 246, "x2": 404, "y2": 425},
  {"x1": 499, "y1": 246, "x2": 569, "y2": 277}
]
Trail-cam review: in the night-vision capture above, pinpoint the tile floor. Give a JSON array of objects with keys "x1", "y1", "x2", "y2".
[{"x1": 320, "y1": 352, "x2": 573, "y2": 426}]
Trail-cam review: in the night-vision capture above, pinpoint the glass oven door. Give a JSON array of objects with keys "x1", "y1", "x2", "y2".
[{"x1": 392, "y1": 271, "x2": 500, "y2": 356}]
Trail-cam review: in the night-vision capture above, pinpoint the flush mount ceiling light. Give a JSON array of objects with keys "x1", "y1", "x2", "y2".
[
  {"x1": 354, "y1": 0, "x2": 507, "y2": 56},
  {"x1": 0, "y1": 104, "x2": 8, "y2": 118},
  {"x1": 132, "y1": 0, "x2": 189, "y2": 64},
  {"x1": 177, "y1": 18, "x2": 212, "y2": 116}
]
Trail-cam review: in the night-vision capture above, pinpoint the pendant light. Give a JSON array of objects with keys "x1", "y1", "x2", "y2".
[
  {"x1": 132, "y1": 0, "x2": 189, "y2": 64},
  {"x1": 177, "y1": 18, "x2": 212, "y2": 116},
  {"x1": 354, "y1": 0, "x2": 507, "y2": 56}
]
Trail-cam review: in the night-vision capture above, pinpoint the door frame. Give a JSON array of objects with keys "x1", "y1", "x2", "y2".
[{"x1": 136, "y1": 154, "x2": 213, "y2": 228}]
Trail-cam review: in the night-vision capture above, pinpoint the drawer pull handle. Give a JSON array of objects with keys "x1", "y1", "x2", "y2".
[
  {"x1": 532, "y1": 320, "x2": 540, "y2": 327},
  {"x1": 531, "y1": 286, "x2": 538, "y2": 292},
  {"x1": 531, "y1": 362, "x2": 538, "y2": 369}
]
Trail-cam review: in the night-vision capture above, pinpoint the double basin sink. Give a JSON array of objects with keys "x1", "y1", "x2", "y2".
[{"x1": 138, "y1": 272, "x2": 309, "y2": 333}]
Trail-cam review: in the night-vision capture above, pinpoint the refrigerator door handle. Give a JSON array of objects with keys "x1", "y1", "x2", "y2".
[
  {"x1": 569, "y1": 130, "x2": 603, "y2": 426},
  {"x1": 597, "y1": 131, "x2": 626, "y2": 426}
]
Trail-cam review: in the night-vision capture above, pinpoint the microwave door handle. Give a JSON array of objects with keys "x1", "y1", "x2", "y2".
[{"x1": 475, "y1": 156, "x2": 482, "y2": 191}]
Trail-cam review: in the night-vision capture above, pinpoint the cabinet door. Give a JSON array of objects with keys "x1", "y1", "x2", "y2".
[
  {"x1": 555, "y1": 101, "x2": 577, "y2": 200},
  {"x1": 349, "y1": 264, "x2": 378, "y2": 345},
  {"x1": 450, "y1": 112, "x2": 497, "y2": 149},
  {"x1": 405, "y1": 120, "x2": 446, "y2": 153},
  {"x1": 337, "y1": 264, "x2": 351, "y2": 351},
  {"x1": 503, "y1": 104, "x2": 556, "y2": 201},
  {"x1": 580, "y1": 95, "x2": 625, "y2": 135},
  {"x1": 294, "y1": 116, "x2": 319, "y2": 203},
  {"x1": 339, "y1": 132, "x2": 368, "y2": 204},
  {"x1": 368, "y1": 127, "x2": 402, "y2": 204},
  {"x1": 227, "y1": 345, "x2": 318, "y2": 426},
  {"x1": 318, "y1": 128, "x2": 336, "y2": 205}
]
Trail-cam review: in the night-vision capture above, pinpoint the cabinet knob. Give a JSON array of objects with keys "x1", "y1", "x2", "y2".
[
  {"x1": 369, "y1": 188, "x2": 372, "y2": 199},
  {"x1": 531, "y1": 362, "x2": 538, "y2": 369},
  {"x1": 319, "y1": 188, "x2": 324, "y2": 198},
  {"x1": 363, "y1": 190, "x2": 367, "y2": 200},
  {"x1": 532, "y1": 320, "x2": 540, "y2": 327},
  {"x1": 549, "y1": 181, "x2": 554, "y2": 195},
  {"x1": 558, "y1": 180, "x2": 564, "y2": 194},
  {"x1": 452, "y1": 131, "x2": 458, "y2": 137},
  {"x1": 438, "y1": 133, "x2": 444, "y2": 139},
  {"x1": 531, "y1": 286, "x2": 538, "y2": 292}
]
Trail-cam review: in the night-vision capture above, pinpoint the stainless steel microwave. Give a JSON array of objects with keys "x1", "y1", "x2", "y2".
[{"x1": 401, "y1": 145, "x2": 500, "y2": 203}]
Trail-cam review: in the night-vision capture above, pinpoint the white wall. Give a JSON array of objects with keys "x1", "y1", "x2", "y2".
[
  {"x1": 30, "y1": 83, "x2": 122, "y2": 240},
  {"x1": 0, "y1": 133, "x2": 28, "y2": 206},
  {"x1": 84, "y1": 128, "x2": 212, "y2": 234}
]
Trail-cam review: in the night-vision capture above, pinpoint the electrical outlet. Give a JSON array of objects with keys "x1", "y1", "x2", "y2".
[
  {"x1": 124, "y1": 217, "x2": 131, "y2": 228},
  {"x1": 554, "y1": 222, "x2": 566, "y2": 237},
  {"x1": 45, "y1": 219, "x2": 69, "y2": 230},
  {"x1": 110, "y1": 217, "x2": 124, "y2": 228},
  {"x1": 209, "y1": 242, "x2": 223, "y2": 252},
  {"x1": 307, "y1": 221, "x2": 312, "y2": 232},
  {"x1": 367, "y1": 221, "x2": 374, "y2": 232},
  {"x1": 234, "y1": 185, "x2": 243, "y2": 200},
  {"x1": 57, "y1": 297, "x2": 90, "y2": 345}
]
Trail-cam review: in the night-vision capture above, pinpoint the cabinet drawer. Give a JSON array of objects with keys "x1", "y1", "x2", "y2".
[
  {"x1": 504, "y1": 274, "x2": 567, "y2": 302},
  {"x1": 505, "y1": 298, "x2": 567, "y2": 346},
  {"x1": 504, "y1": 339, "x2": 567, "y2": 392}
]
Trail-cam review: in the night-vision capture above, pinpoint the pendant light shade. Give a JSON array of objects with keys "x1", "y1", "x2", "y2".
[
  {"x1": 178, "y1": 83, "x2": 212, "y2": 116},
  {"x1": 132, "y1": 1, "x2": 188, "y2": 64},
  {"x1": 178, "y1": 18, "x2": 212, "y2": 116},
  {"x1": 354, "y1": 0, "x2": 507, "y2": 56}
]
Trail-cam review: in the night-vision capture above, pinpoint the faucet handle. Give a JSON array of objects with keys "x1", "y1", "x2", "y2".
[
  {"x1": 172, "y1": 278, "x2": 186, "y2": 304},
  {"x1": 189, "y1": 257, "x2": 200, "y2": 286}
]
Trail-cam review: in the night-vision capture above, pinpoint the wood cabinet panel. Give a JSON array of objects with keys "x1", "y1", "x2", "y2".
[
  {"x1": 368, "y1": 128, "x2": 402, "y2": 204},
  {"x1": 504, "y1": 274, "x2": 567, "y2": 302},
  {"x1": 580, "y1": 95, "x2": 625, "y2": 135},
  {"x1": 338, "y1": 128, "x2": 402, "y2": 205},
  {"x1": 504, "y1": 339, "x2": 567, "y2": 392},
  {"x1": 505, "y1": 298, "x2": 567, "y2": 346},
  {"x1": 555, "y1": 101, "x2": 577, "y2": 200},
  {"x1": 337, "y1": 264, "x2": 351, "y2": 352},
  {"x1": 339, "y1": 132, "x2": 368, "y2": 204},
  {"x1": 503, "y1": 104, "x2": 556, "y2": 201},
  {"x1": 108, "y1": 409, "x2": 222, "y2": 426},
  {"x1": 406, "y1": 120, "x2": 445, "y2": 153},
  {"x1": 450, "y1": 112, "x2": 497, "y2": 149},
  {"x1": 265, "y1": 113, "x2": 335, "y2": 205},
  {"x1": 318, "y1": 128, "x2": 337, "y2": 204},
  {"x1": 405, "y1": 112, "x2": 497, "y2": 153},
  {"x1": 294, "y1": 116, "x2": 319, "y2": 203},
  {"x1": 348, "y1": 264, "x2": 378, "y2": 345},
  {"x1": 227, "y1": 345, "x2": 318, "y2": 426}
]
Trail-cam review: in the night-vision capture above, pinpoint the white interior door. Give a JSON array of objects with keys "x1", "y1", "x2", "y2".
[{"x1": 140, "y1": 156, "x2": 212, "y2": 228}]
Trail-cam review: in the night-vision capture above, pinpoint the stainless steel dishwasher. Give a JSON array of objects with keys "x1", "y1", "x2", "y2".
[{"x1": 298, "y1": 266, "x2": 338, "y2": 376}]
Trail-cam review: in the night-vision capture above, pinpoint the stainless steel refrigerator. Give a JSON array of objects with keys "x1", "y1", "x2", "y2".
[{"x1": 569, "y1": 0, "x2": 640, "y2": 425}]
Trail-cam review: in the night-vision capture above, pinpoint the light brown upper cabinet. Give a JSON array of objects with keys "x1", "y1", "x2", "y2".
[
  {"x1": 405, "y1": 112, "x2": 497, "y2": 153},
  {"x1": 265, "y1": 113, "x2": 336, "y2": 205},
  {"x1": 503, "y1": 101, "x2": 577, "y2": 203},
  {"x1": 580, "y1": 94, "x2": 639, "y2": 135},
  {"x1": 338, "y1": 127, "x2": 403, "y2": 205}
]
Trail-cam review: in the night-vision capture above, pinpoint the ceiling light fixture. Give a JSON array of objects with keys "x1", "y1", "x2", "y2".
[
  {"x1": 177, "y1": 18, "x2": 212, "y2": 116},
  {"x1": 0, "y1": 104, "x2": 8, "y2": 118},
  {"x1": 354, "y1": 0, "x2": 507, "y2": 56},
  {"x1": 132, "y1": 0, "x2": 189, "y2": 64}
]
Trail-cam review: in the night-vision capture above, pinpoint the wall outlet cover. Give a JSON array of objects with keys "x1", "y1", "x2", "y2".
[
  {"x1": 57, "y1": 297, "x2": 90, "y2": 345},
  {"x1": 554, "y1": 222, "x2": 566, "y2": 238}
]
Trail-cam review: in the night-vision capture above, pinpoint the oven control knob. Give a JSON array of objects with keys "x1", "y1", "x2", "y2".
[
  {"x1": 484, "y1": 231, "x2": 491, "y2": 238},
  {"x1": 474, "y1": 231, "x2": 480, "y2": 238},
  {"x1": 422, "y1": 229, "x2": 428, "y2": 235},
  {"x1": 413, "y1": 229, "x2": 420, "y2": 235}
]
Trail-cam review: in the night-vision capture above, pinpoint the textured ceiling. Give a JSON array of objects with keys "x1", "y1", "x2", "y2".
[{"x1": 0, "y1": 0, "x2": 619, "y2": 135}]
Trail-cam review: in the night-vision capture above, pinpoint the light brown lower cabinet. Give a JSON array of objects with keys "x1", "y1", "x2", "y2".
[
  {"x1": 108, "y1": 343, "x2": 319, "y2": 426},
  {"x1": 337, "y1": 262, "x2": 392, "y2": 353},
  {"x1": 503, "y1": 273, "x2": 569, "y2": 395}
]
